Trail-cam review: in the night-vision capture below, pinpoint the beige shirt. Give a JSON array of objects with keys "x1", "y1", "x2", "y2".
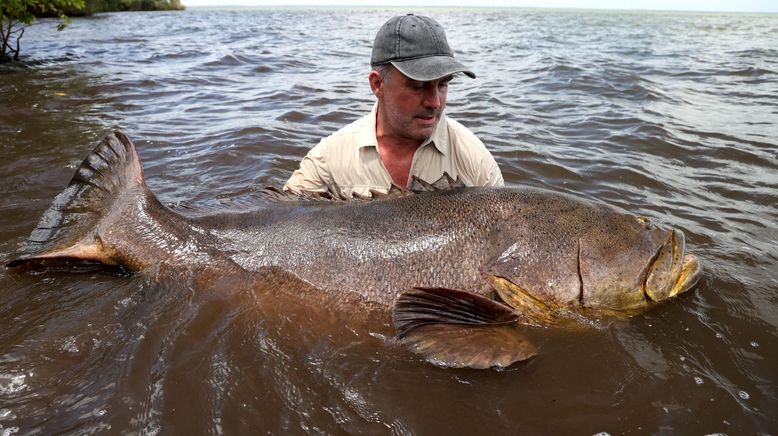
[{"x1": 284, "y1": 103, "x2": 503, "y2": 199}]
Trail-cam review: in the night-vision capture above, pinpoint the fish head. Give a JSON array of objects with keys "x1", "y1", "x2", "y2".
[
  {"x1": 579, "y1": 216, "x2": 703, "y2": 312},
  {"x1": 486, "y1": 203, "x2": 702, "y2": 318},
  {"x1": 641, "y1": 226, "x2": 702, "y2": 303}
]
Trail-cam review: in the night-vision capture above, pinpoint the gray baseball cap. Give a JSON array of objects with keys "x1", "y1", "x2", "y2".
[{"x1": 371, "y1": 14, "x2": 476, "y2": 81}]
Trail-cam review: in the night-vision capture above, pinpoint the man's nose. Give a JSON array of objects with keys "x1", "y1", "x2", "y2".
[{"x1": 422, "y1": 86, "x2": 442, "y2": 109}]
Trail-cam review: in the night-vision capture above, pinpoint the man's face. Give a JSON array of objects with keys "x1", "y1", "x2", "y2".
[{"x1": 373, "y1": 66, "x2": 452, "y2": 142}]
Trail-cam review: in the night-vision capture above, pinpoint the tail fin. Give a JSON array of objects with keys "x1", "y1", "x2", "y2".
[{"x1": 7, "y1": 131, "x2": 146, "y2": 270}]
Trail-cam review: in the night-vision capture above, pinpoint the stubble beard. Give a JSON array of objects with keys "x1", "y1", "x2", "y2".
[{"x1": 384, "y1": 104, "x2": 441, "y2": 142}]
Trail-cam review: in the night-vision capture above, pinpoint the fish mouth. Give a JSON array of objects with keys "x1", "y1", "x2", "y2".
[
  {"x1": 673, "y1": 254, "x2": 702, "y2": 295},
  {"x1": 643, "y1": 229, "x2": 702, "y2": 302}
]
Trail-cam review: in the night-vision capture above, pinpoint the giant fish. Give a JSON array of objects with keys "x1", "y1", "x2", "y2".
[{"x1": 6, "y1": 132, "x2": 702, "y2": 369}]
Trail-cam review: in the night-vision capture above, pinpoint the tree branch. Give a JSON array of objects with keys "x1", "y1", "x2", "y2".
[
  {"x1": 9, "y1": 24, "x2": 30, "y2": 35},
  {"x1": 14, "y1": 25, "x2": 24, "y2": 60},
  {"x1": 2, "y1": 18, "x2": 13, "y2": 54}
]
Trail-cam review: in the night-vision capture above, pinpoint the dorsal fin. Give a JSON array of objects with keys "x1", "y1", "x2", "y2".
[
  {"x1": 257, "y1": 186, "x2": 338, "y2": 202},
  {"x1": 7, "y1": 131, "x2": 146, "y2": 269},
  {"x1": 256, "y1": 185, "x2": 415, "y2": 203},
  {"x1": 408, "y1": 172, "x2": 466, "y2": 193},
  {"x1": 253, "y1": 172, "x2": 464, "y2": 205}
]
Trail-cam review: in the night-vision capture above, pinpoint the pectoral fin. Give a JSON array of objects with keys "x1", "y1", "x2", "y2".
[{"x1": 392, "y1": 287, "x2": 536, "y2": 369}]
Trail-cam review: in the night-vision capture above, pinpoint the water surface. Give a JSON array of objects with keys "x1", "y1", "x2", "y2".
[{"x1": 1, "y1": 8, "x2": 777, "y2": 434}]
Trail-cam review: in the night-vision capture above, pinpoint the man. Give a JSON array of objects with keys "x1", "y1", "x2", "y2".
[{"x1": 284, "y1": 14, "x2": 503, "y2": 199}]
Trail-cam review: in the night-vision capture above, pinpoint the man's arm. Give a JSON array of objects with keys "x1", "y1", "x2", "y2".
[
  {"x1": 283, "y1": 141, "x2": 331, "y2": 194},
  {"x1": 482, "y1": 155, "x2": 504, "y2": 187},
  {"x1": 446, "y1": 118, "x2": 504, "y2": 187}
]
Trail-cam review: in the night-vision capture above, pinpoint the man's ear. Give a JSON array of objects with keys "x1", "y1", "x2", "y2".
[{"x1": 368, "y1": 70, "x2": 384, "y2": 97}]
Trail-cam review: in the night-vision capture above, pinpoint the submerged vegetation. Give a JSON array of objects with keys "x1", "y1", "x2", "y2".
[{"x1": 0, "y1": 0, "x2": 182, "y2": 61}]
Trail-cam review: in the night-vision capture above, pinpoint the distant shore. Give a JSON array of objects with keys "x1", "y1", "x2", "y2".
[{"x1": 45, "y1": 0, "x2": 185, "y2": 17}]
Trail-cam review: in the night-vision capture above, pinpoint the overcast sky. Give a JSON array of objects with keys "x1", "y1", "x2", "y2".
[{"x1": 182, "y1": 0, "x2": 777, "y2": 13}]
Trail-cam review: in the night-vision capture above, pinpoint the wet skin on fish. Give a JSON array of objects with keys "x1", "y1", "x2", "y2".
[{"x1": 6, "y1": 132, "x2": 703, "y2": 369}]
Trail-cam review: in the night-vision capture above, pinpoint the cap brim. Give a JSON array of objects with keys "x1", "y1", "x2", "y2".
[{"x1": 391, "y1": 56, "x2": 476, "y2": 81}]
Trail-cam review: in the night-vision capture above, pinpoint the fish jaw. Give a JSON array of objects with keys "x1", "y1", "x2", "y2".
[
  {"x1": 670, "y1": 254, "x2": 702, "y2": 297},
  {"x1": 643, "y1": 229, "x2": 702, "y2": 302}
]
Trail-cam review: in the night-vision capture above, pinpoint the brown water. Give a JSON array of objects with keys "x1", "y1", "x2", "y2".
[{"x1": 1, "y1": 8, "x2": 777, "y2": 434}]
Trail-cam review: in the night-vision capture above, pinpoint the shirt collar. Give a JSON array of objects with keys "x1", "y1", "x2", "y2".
[{"x1": 358, "y1": 102, "x2": 449, "y2": 156}]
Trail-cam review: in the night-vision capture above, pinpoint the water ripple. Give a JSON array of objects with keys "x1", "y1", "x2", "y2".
[{"x1": 1, "y1": 7, "x2": 777, "y2": 434}]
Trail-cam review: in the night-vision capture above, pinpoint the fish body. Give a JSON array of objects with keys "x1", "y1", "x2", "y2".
[
  {"x1": 6, "y1": 132, "x2": 702, "y2": 368},
  {"x1": 201, "y1": 187, "x2": 698, "y2": 312}
]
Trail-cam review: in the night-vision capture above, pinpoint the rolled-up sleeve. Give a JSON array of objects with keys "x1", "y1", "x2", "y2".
[
  {"x1": 283, "y1": 141, "x2": 331, "y2": 194},
  {"x1": 483, "y1": 155, "x2": 504, "y2": 187},
  {"x1": 442, "y1": 117, "x2": 504, "y2": 188}
]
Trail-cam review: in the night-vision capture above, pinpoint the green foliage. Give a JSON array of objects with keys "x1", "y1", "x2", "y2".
[
  {"x1": 1, "y1": 0, "x2": 83, "y2": 60},
  {"x1": 79, "y1": 0, "x2": 183, "y2": 14},
  {"x1": 1, "y1": 0, "x2": 181, "y2": 61}
]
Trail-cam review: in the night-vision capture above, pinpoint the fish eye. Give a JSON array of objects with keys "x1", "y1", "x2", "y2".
[{"x1": 636, "y1": 216, "x2": 653, "y2": 229}]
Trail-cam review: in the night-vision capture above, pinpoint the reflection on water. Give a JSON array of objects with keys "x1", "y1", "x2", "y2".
[{"x1": 1, "y1": 8, "x2": 777, "y2": 434}]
